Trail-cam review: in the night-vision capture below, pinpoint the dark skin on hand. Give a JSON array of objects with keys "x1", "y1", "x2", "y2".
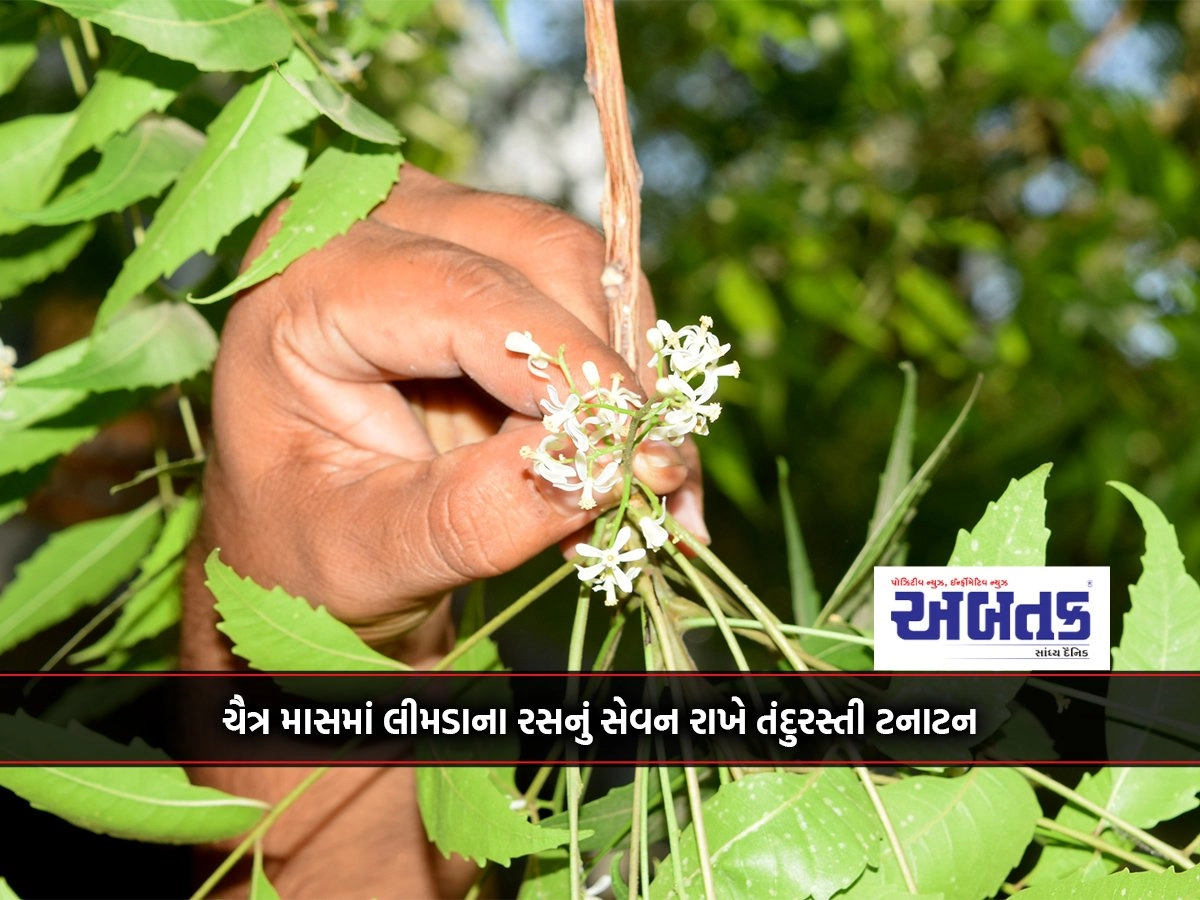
[{"x1": 182, "y1": 166, "x2": 706, "y2": 898}]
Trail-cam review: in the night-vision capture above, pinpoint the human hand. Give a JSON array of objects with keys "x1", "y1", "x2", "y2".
[{"x1": 184, "y1": 165, "x2": 705, "y2": 665}]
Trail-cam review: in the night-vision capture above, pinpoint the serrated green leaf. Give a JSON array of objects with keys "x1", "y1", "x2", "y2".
[
  {"x1": 74, "y1": 493, "x2": 200, "y2": 664},
  {"x1": 279, "y1": 74, "x2": 402, "y2": 145},
  {"x1": 0, "y1": 424, "x2": 98, "y2": 477},
  {"x1": 652, "y1": 770, "x2": 881, "y2": 900},
  {"x1": 0, "y1": 223, "x2": 94, "y2": 301},
  {"x1": 837, "y1": 769, "x2": 1038, "y2": 900},
  {"x1": 416, "y1": 766, "x2": 571, "y2": 866},
  {"x1": 0, "y1": 500, "x2": 161, "y2": 656},
  {"x1": 0, "y1": 340, "x2": 88, "y2": 432},
  {"x1": 23, "y1": 118, "x2": 203, "y2": 227},
  {"x1": 38, "y1": 0, "x2": 292, "y2": 72},
  {"x1": 54, "y1": 47, "x2": 194, "y2": 175},
  {"x1": 96, "y1": 64, "x2": 318, "y2": 325},
  {"x1": 205, "y1": 549, "x2": 407, "y2": 671},
  {"x1": 0, "y1": 114, "x2": 75, "y2": 236},
  {"x1": 20, "y1": 302, "x2": 218, "y2": 393},
  {"x1": 0, "y1": 4, "x2": 39, "y2": 98},
  {"x1": 191, "y1": 143, "x2": 401, "y2": 304},
  {"x1": 517, "y1": 849, "x2": 571, "y2": 900},
  {"x1": 1024, "y1": 768, "x2": 1131, "y2": 886},
  {"x1": 948, "y1": 462, "x2": 1052, "y2": 565},
  {"x1": 0, "y1": 712, "x2": 265, "y2": 842},
  {"x1": 1017, "y1": 867, "x2": 1200, "y2": 899},
  {"x1": 542, "y1": 768, "x2": 679, "y2": 856}
]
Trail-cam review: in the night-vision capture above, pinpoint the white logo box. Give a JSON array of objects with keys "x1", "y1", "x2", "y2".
[{"x1": 873, "y1": 566, "x2": 1110, "y2": 671}]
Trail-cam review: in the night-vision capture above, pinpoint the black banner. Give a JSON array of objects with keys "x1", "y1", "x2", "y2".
[{"x1": 0, "y1": 672, "x2": 1197, "y2": 765}]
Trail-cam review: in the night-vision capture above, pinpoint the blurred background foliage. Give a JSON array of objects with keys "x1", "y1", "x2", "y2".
[{"x1": 3, "y1": 0, "x2": 1199, "y2": 633}]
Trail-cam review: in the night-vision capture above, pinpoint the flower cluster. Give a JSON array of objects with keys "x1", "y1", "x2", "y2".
[
  {"x1": 506, "y1": 317, "x2": 738, "y2": 606},
  {"x1": 0, "y1": 340, "x2": 16, "y2": 421}
]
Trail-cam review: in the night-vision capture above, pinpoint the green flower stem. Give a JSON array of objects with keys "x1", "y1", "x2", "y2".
[
  {"x1": 566, "y1": 584, "x2": 591, "y2": 900},
  {"x1": 656, "y1": 532, "x2": 751, "y2": 672},
  {"x1": 190, "y1": 766, "x2": 329, "y2": 900},
  {"x1": 1034, "y1": 816, "x2": 1167, "y2": 873},
  {"x1": 668, "y1": 516, "x2": 812, "y2": 671},
  {"x1": 658, "y1": 739, "x2": 686, "y2": 896},
  {"x1": 676, "y1": 617, "x2": 875, "y2": 647},
  {"x1": 682, "y1": 764, "x2": 717, "y2": 900},
  {"x1": 179, "y1": 394, "x2": 206, "y2": 461},
  {"x1": 1017, "y1": 766, "x2": 1195, "y2": 870},
  {"x1": 855, "y1": 766, "x2": 918, "y2": 894},
  {"x1": 1183, "y1": 832, "x2": 1200, "y2": 858},
  {"x1": 629, "y1": 762, "x2": 647, "y2": 900},
  {"x1": 434, "y1": 561, "x2": 574, "y2": 671}
]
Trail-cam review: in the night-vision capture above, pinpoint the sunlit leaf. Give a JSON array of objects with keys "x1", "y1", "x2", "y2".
[
  {"x1": 38, "y1": 0, "x2": 292, "y2": 72},
  {"x1": 651, "y1": 770, "x2": 881, "y2": 900},
  {"x1": 20, "y1": 302, "x2": 218, "y2": 393},
  {"x1": 837, "y1": 769, "x2": 1038, "y2": 900},
  {"x1": 73, "y1": 492, "x2": 201, "y2": 664},
  {"x1": 416, "y1": 766, "x2": 571, "y2": 866},
  {"x1": 0, "y1": 114, "x2": 75, "y2": 235},
  {"x1": 0, "y1": 340, "x2": 89, "y2": 432},
  {"x1": 0, "y1": 500, "x2": 161, "y2": 656},
  {"x1": 206, "y1": 549, "x2": 407, "y2": 671},
  {"x1": 191, "y1": 143, "x2": 401, "y2": 304},
  {"x1": 0, "y1": 712, "x2": 265, "y2": 843},
  {"x1": 24, "y1": 118, "x2": 203, "y2": 226},
  {"x1": 948, "y1": 463, "x2": 1051, "y2": 565},
  {"x1": 96, "y1": 64, "x2": 318, "y2": 325},
  {"x1": 1016, "y1": 867, "x2": 1200, "y2": 899},
  {"x1": 279, "y1": 74, "x2": 402, "y2": 145}
]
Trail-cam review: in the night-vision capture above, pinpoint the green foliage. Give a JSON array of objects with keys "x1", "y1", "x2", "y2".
[
  {"x1": 0, "y1": 713, "x2": 265, "y2": 843},
  {"x1": 416, "y1": 766, "x2": 572, "y2": 867},
  {"x1": 191, "y1": 142, "x2": 403, "y2": 304},
  {"x1": 0, "y1": 499, "x2": 161, "y2": 656},
  {"x1": 838, "y1": 770, "x2": 1039, "y2": 899},
  {"x1": 96, "y1": 62, "x2": 318, "y2": 324},
  {"x1": 1016, "y1": 867, "x2": 1200, "y2": 899},
  {"x1": 19, "y1": 302, "x2": 218, "y2": 392},
  {"x1": 279, "y1": 74, "x2": 403, "y2": 146},
  {"x1": 0, "y1": 224, "x2": 95, "y2": 302},
  {"x1": 22, "y1": 119, "x2": 203, "y2": 227},
  {"x1": 38, "y1": 0, "x2": 292, "y2": 72},
  {"x1": 206, "y1": 549, "x2": 407, "y2": 672},
  {"x1": 651, "y1": 769, "x2": 881, "y2": 900},
  {"x1": 949, "y1": 464, "x2": 1052, "y2": 566}
]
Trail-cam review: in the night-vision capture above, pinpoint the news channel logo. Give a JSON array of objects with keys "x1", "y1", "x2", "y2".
[{"x1": 873, "y1": 567, "x2": 1111, "y2": 671}]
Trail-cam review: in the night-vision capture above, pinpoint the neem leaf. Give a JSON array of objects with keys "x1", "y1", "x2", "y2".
[
  {"x1": 0, "y1": 223, "x2": 95, "y2": 301},
  {"x1": 0, "y1": 500, "x2": 162, "y2": 656},
  {"x1": 54, "y1": 47, "x2": 194, "y2": 173},
  {"x1": 73, "y1": 492, "x2": 201, "y2": 664},
  {"x1": 651, "y1": 770, "x2": 881, "y2": 900},
  {"x1": 37, "y1": 0, "x2": 292, "y2": 73},
  {"x1": 0, "y1": 3, "x2": 38, "y2": 98},
  {"x1": 948, "y1": 463, "x2": 1051, "y2": 565},
  {"x1": 416, "y1": 766, "x2": 571, "y2": 866},
  {"x1": 1016, "y1": 867, "x2": 1200, "y2": 899},
  {"x1": 20, "y1": 302, "x2": 218, "y2": 393},
  {"x1": 205, "y1": 549, "x2": 407, "y2": 671},
  {"x1": 249, "y1": 845, "x2": 282, "y2": 900},
  {"x1": 24, "y1": 118, "x2": 203, "y2": 226},
  {"x1": 279, "y1": 73, "x2": 402, "y2": 145},
  {"x1": 0, "y1": 113, "x2": 75, "y2": 236},
  {"x1": 838, "y1": 769, "x2": 1039, "y2": 900},
  {"x1": 517, "y1": 850, "x2": 572, "y2": 900},
  {"x1": 0, "y1": 876, "x2": 20, "y2": 900},
  {"x1": 191, "y1": 143, "x2": 401, "y2": 304},
  {"x1": 96, "y1": 63, "x2": 317, "y2": 325},
  {"x1": 0, "y1": 339, "x2": 88, "y2": 431},
  {"x1": 0, "y1": 712, "x2": 266, "y2": 843},
  {"x1": 0, "y1": 424, "x2": 97, "y2": 477}
]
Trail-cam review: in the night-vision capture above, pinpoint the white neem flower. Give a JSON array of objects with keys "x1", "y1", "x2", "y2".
[
  {"x1": 575, "y1": 525, "x2": 647, "y2": 605},
  {"x1": 505, "y1": 330, "x2": 552, "y2": 379},
  {"x1": 539, "y1": 385, "x2": 582, "y2": 434},
  {"x1": 639, "y1": 501, "x2": 670, "y2": 550}
]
